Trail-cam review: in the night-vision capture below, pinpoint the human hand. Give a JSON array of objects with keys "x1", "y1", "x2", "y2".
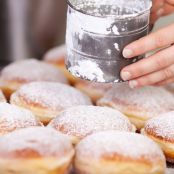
[
  {"x1": 151, "y1": 0, "x2": 174, "y2": 23},
  {"x1": 121, "y1": 23, "x2": 174, "y2": 88}
]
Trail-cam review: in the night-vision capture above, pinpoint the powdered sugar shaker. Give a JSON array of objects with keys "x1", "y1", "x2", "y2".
[{"x1": 66, "y1": 0, "x2": 152, "y2": 83}]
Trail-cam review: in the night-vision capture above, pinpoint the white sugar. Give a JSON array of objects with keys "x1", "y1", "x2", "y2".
[
  {"x1": 112, "y1": 25, "x2": 119, "y2": 35},
  {"x1": 69, "y1": 60, "x2": 105, "y2": 82},
  {"x1": 11, "y1": 82, "x2": 92, "y2": 111},
  {"x1": 0, "y1": 59, "x2": 68, "y2": 84},
  {"x1": 76, "y1": 131, "x2": 165, "y2": 162},
  {"x1": 0, "y1": 103, "x2": 40, "y2": 132},
  {"x1": 145, "y1": 112, "x2": 174, "y2": 141},
  {"x1": 98, "y1": 83, "x2": 174, "y2": 118},
  {"x1": 0, "y1": 127, "x2": 73, "y2": 158},
  {"x1": 114, "y1": 43, "x2": 120, "y2": 51},
  {"x1": 49, "y1": 106, "x2": 134, "y2": 138}
]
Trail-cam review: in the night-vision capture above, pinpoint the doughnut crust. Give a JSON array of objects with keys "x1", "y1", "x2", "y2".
[
  {"x1": 48, "y1": 106, "x2": 136, "y2": 145},
  {"x1": 142, "y1": 112, "x2": 174, "y2": 163},
  {"x1": 10, "y1": 82, "x2": 92, "y2": 124},
  {"x1": 0, "y1": 127, "x2": 74, "y2": 174},
  {"x1": 97, "y1": 83, "x2": 174, "y2": 130},
  {"x1": 0, "y1": 59, "x2": 68, "y2": 98},
  {"x1": 0, "y1": 103, "x2": 41, "y2": 135},
  {"x1": 43, "y1": 45, "x2": 79, "y2": 85},
  {"x1": 75, "y1": 81, "x2": 112, "y2": 103},
  {"x1": 0, "y1": 90, "x2": 6, "y2": 103},
  {"x1": 75, "y1": 131, "x2": 166, "y2": 174}
]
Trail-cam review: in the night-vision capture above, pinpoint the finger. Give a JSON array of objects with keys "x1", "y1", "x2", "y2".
[
  {"x1": 150, "y1": 11, "x2": 163, "y2": 24},
  {"x1": 166, "y1": 0, "x2": 174, "y2": 6},
  {"x1": 128, "y1": 64, "x2": 174, "y2": 88},
  {"x1": 163, "y1": 2, "x2": 174, "y2": 15},
  {"x1": 123, "y1": 23, "x2": 174, "y2": 58},
  {"x1": 121, "y1": 45, "x2": 174, "y2": 81},
  {"x1": 151, "y1": 0, "x2": 164, "y2": 12},
  {"x1": 154, "y1": 77, "x2": 174, "y2": 86}
]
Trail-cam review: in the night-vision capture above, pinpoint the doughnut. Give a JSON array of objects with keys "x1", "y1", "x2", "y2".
[
  {"x1": 0, "y1": 59, "x2": 68, "y2": 98},
  {"x1": 142, "y1": 111, "x2": 174, "y2": 163},
  {"x1": 165, "y1": 84, "x2": 174, "y2": 93},
  {"x1": 0, "y1": 127, "x2": 74, "y2": 174},
  {"x1": 0, "y1": 89, "x2": 6, "y2": 103},
  {"x1": 48, "y1": 106, "x2": 136, "y2": 145},
  {"x1": 10, "y1": 82, "x2": 92, "y2": 124},
  {"x1": 43, "y1": 45, "x2": 66, "y2": 67},
  {"x1": 75, "y1": 80, "x2": 112, "y2": 103},
  {"x1": 97, "y1": 83, "x2": 174, "y2": 130},
  {"x1": 43, "y1": 45, "x2": 79, "y2": 85},
  {"x1": 75, "y1": 131, "x2": 166, "y2": 174},
  {"x1": 0, "y1": 103, "x2": 42, "y2": 135}
]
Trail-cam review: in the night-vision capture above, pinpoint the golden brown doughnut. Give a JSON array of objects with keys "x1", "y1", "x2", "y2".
[
  {"x1": 43, "y1": 45, "x2": 79, "y2": 85},
  {"x1": 0, "y1": 103, "x2": 42, "y2": 135},
  {"x1": 75, "y1": 131, "x2": 166, "y2": 174},
  {"x1": 0, "y1": 127, "x2": 74, "y2": 174},
  {"x1": 97, "y1": 83, "x2": 174, "y2": 130},
  {"x1": 48, "y1": 106, "x2": 136, "y2": 145},
  {"x1": 0, "y1": 59, "x2": 68, "y2": 98},
  {"x1": 10, "y1": 82, "x2": 92, "y2": 124},
  {"x1": 75, "y1": 80, "x2": 112, "y2": 103},
  {"x1": 142, "y1": 112, "x2": 174, "y2": 163}
]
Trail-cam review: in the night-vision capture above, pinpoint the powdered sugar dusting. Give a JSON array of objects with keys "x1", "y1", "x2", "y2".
[
  {"x1": 114, "y1": 43, "x2": 120, "y2": 51},
  {"x1": 11, "y1": 82, "x2": 92, "y2": 111},
  {"x1": 68, "y1": 60, "x2": 105, "y2": 82},
  {"x1": 49, "y1": 106, "x2": 135, "y2": 138},
  {"x1": 0, "y1": 59, "x2": 68, "y2": 84},
  {"x1": 145, "y1": 112, "x2": 174, "y2": 141},
  {"x1": 76, "y1": 131, "x2": 165, "y2": 162},
  {"x1": 0, "y1": 103, "x2": 41, "y2": 133},
  {"x1": 0, "y1": 127, "x2": 73, "y2": 158},
  {"x1": 98, "y1": 83, "x2": 174, "y2": 118},
  {"x1": 112, "y1": 25, "x2": 119, "y2": 35},
  {"x1": 44, "y1": 45, "x2": 66, "y2": 62}
]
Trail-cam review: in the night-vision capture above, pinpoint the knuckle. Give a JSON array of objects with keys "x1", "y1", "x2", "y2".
[
  {"x1": 155, "y1": 57, "x2": 166, "y2": 69},
  {"x1": 154, "y1": 35, "x2": 165, "y2": 48},
  {"x1": 163, "y1": 68, "x2": 174, "y2": 79}
]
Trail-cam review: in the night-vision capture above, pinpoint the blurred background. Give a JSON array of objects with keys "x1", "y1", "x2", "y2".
[
  {"x1": 0, "y1": 0, "x2": 173, "y2": 66},
  {"x1": 0, "y1": 0, "x2": 66, "y2": 66}
]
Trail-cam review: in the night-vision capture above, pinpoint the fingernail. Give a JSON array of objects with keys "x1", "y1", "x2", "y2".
[
  {"x1": 129, "y1": 80, "x2": 138, "y2": 89},
  {"x1": 123, "y1": 49, "x2": 133, "y2": 58},
  {"x1": 157, "y1": 8, "x2": 164, "y2": 17},
  {"x1": 121, "y1": 71, "x2": 132, "y2": 81}
]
